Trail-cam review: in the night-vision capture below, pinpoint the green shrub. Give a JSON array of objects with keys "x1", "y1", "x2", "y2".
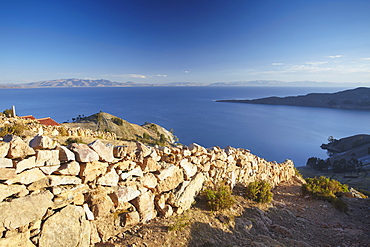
[
  {"x1": 301, "y1": 176, "x2": 349, "y2": 212},
  {"x1": 245, "y1": 180, "x2": 273, "y2": 203},
  {"x1": 112, "y1": 117, "x2": 124, "y2": 126},
  {"x1": 204, "y1": 182, "x2": 235, "y2": 211},
  {"x1": 65, "y1": 137, "x2": 84, "y2": 145},
  {"x1": 2, "y1": 108, "x2": 14, "y2": 117},
  {"x1": 0, "y1": 123, "x2": 25, "y2": 137}
]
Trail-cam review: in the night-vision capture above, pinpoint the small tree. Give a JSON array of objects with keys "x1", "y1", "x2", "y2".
[{"x1": 3, "y1": 108, "x2": 14, "y2": 117}]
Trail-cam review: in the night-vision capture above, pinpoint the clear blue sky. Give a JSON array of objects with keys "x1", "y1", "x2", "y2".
[{"x1": 1, "y1": 0, "x2": 370, "y2": 85}]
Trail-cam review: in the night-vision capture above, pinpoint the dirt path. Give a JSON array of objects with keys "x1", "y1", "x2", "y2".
[{"x1": 98, "y1": 177, "x2": 370, "y2": 247}]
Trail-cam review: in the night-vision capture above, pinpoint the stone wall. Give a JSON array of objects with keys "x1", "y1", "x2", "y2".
[{"x1": 0, "y1": 134, "x2": 295, "y2": 246}]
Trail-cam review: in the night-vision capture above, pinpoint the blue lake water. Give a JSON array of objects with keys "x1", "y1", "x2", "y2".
[{"x1": 1, "y1": 86, "x2": 369, "y2": 166}]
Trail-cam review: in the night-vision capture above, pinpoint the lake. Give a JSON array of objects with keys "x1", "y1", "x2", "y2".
[{"x1": 1, "y1": 86, "x2": 368, "y2": 166}]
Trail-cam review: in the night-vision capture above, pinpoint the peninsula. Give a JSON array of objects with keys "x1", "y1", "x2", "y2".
[{"x1": 217, "y1": 87, "x2": 370, "y2": 110}]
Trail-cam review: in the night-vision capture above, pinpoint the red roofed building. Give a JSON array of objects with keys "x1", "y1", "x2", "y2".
[{"x1": 20, "y1": 115, "x2": 60, "y2": 126}]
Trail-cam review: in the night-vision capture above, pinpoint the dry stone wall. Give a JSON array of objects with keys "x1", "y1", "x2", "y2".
[{"x1": 0, "y1": 134, "x2": 295, "y2": 246}]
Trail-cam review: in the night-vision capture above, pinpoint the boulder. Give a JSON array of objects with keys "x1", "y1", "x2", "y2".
[
  {"x1": 131, "y1": 190, "x2": 156, "y2": 223},
  {"x1": 55, "y1": 160, "x2": 80, "y2": 176},
  {"x1": 69, "y1": 143, "x2": 99, "y2": 163},
  {"x1": 85, "y1": 187, "x2": 115, "y2": 219},
  {"x1": 97, "y1": 167, "x2": 119, "y2": 186},
  {"x1": 5, "y1": 168, "x2": 46, "y2": 185},
  {"x1": 4, "y1": 135, "x2": 35, "y2": 159},
  {"x1": 88, "y1": 139, "x2": 114, "y2": 162},
  {"x1": 140, "y1": 157, "x2": 161, "y2": 172},
  {"x1": 116, "y1": 184, "x2": 141, "y2": 203},
  {"x1": 0, "y1": 157, "x2": 13, "y2": 168},
  {"x1": 0, "y1": 190, "x2": 53, "y2": 230},
  {"x1": 156, "y1": 165, "x2": 184, "y2": 193},
  {"x1": 0, "y1": 141, "x2": 10, "y2": 158},
  {"x1": 57, "y1": 146, "x2": 76, "y2": 162},
  {"x1": 179, "y1": 158, "x2": 197, "y2": 179},
  {"x1": 29, "y1": 135, "x2": 57, "y2": 150},
  {"x1": 79, "y1": 160, "x2": 108, "y2": 183},
  {"x1": 15, "y1": 156, "x2": 37, "y2": 173},
  {"x1": 141, "y1": 173, "x2": 158, "y2": 189},
  {"x1": 0, "y1": 184, "x2": 28, "y2": 201},
  {"x1": 39, "y1": 205, "x2": 90, "y2": 247},
  {"x1": 0, "y1": 231, "x2": 35, "y2": 247},
  {"x1": 0, "y1": 168, "x2": 16, "y2": 180},
  {"x1": 35, "y1": 150, "x2": 60, "y2": 167},
  {"x1": 136, "y1": 142, "x2": 152, "y2": 157}
]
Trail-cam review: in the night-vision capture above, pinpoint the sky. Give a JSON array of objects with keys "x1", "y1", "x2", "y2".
[{"x1": 1, "y1": 0, "x2": 370, "y2": 85}]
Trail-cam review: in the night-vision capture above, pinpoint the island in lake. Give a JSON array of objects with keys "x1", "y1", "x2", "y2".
[{"x1": 217, "y1": 87, "x2": 370, "y2": 110}]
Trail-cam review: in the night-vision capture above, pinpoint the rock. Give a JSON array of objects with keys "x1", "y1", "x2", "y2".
[
  {"x1": 57, "y1": 146, "x2": 76, "y2": 162},
  {"x1": 15, "y1": 156, "x2": 37, "y2": 173},
  {"x1": 0, "y1": 184, "x2": 28, "y2": 201},
  {"x1": 156, "y1": 165, "x2": 184, "y2": 193},
  {"x1": 69, "y1": 143, "x2": 99, "y2": 163},
  {"x1": 0, "y1": 168, "x2": 16, "y2": 180},
  {"x1": 0, "y1": 141, "x2": 10, "y2": 158},
  {"x1": 39, "y1": 165, "x2": 60, "y2": 175},
  {"x1": 120, "y1": 167, "x2": 144, "y2": 181},
  {"x1": 170, "y1": 173, "x2": 205, "y2": 210},
  {"x1": 0, "y1": 231, "x2": 35, "y2": 247},
  {"x1": 29, "y1": 135, "x2": 57, "y2": 150},
  {"x1": 52, "y1": 184, "x2": 89, "y2": 208},
  {"x1": 179, "y1": 158, "x2": 197, "y2": 179},
  {"x1": 79, "y1": 160, "x2": 108, "y2": 183},
  {"x1": 131, "y1": 190, "x2": 156, "y2": 223},
  {"x1": 55, "y1": 160, "x2": 80, "y2": 176},
  {"x1": 35, "y1": 150, "x2": 60, "y2": 167},
  {"x1": 141, "y1": 173, "x2": 158, "y2": 189},
  {"x1": 116, "y1": 184, "x2": 141, "y2": 203},
  {"x1": 97, "y1": 167, "x2": 119, "y2": 186},
  {"x1": 6, "y1": 168, "x2": 46, "y2": 185},
  {"x1": 113, "y1": 145, "x2": 128, "y2": 158},
  {"x1": 88, "y1": 139, "x2": 114, "y2": 162},
  {"x1": 140, "y1": 157, "x2": 161, "y2": 172},
  {"x1": 122, "y1": 211, "x2": 140, "y2": 227},
  {"x1": 86, "y1": 187, "x2": 115, "y2": 219},
  {"x1": 5, "y1": 135, "x2": 35, "y2": 159},
  {"x1": 83, "y1": 203, "x2": 95, "y2": 220},
  {"x1": 271, "y1": 224, "x2": 293, "y2": 238},
  {"x1": 0, "y1": 157, "x2": 12, "y2": 168},
  {"x1": 39, "y1": 205, "x2": 90, "y2": 247},
  {"x1": 0, "y1": 190, "x2": 53, "y2": 230},
  {"x1": 136, "y1": 142, "x2": 152, "y2": 157},
  {"x1": 49, "y1": 175, "x2": 82, "y2": 186}
]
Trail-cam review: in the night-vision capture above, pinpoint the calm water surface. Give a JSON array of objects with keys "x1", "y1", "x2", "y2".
[{"x1": 1, "y1": 86, "x2": 368, "y2": 166}]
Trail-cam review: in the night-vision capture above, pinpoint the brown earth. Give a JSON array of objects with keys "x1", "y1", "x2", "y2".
[{"x1": 96, "y1": 177, "x2": 370, "y2": 247}]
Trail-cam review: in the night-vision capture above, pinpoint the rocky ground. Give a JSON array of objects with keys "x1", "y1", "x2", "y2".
[{"x1": 96, "y1": 176, "x2": 370, "y2": 247}]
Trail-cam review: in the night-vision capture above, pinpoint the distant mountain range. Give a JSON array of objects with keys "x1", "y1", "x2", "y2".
[
  {"x1": 217, "y1": 87, "x2": 370, "y2": 110},
  {"x1": 0, "y1": 78, "x2": 366, "y2": 88}
]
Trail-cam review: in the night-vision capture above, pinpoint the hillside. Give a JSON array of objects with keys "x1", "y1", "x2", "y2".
[
  {"x1": 217, "y1": 87, "x2": 370, "y2": 110},
  {"x1": 62, "y1": 112, "x2": 175, "y2": 145}
]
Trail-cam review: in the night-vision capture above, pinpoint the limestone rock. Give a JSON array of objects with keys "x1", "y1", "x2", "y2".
[
  {"x1": 55, "y1": 160, "x2": 80, "y2": 176},
  {"x1": 0, "y1": 190, "x2": 53, "y2": 230},
  {"x1": 52, "y1": 184, "x2": 89, "y2": 208},
  {"x1": 170, "y1": 173, "x2": 205, "y2": 210},
  {"x1": 69, "y1": 143, "x2": 99, "y2": 163},
  {"x1": 88, "y1": 139, "x2": 114, "y2": 162},
  {"x1": 179, "y1": 158, "x2": 197, "y2": 179},
  {"x1": 79, "y1": 160, "x2": 108, "y2": 183},
  {"x1": 0, "y1": 231, "x2": 35, "y2": 247},
  {"x1": 49, "y1": 175, "x2": 82, "y2": 186},
  {"x1": 39, "y1": 165, "x2": 60, "y2": 175},
  {"x1": 83, "y1": 203, "x2": 95, "y2": 220},
  {"x1": 0, "y1": 168, "x2": 16, "y2": 180},
  {"x1": 156, "y1": 165, "x2": 184, "y2": 193},
  {"x1": 0, "y1": 141, "x2": 10, "y2": 158},
  {"x1": 136, "y1": 142, "x2": 152, "y2": 157},
  {"x1": 0, "y1": 184, "x2": 28, "y2": 201},
  {"x1": 5, "y1": 135, "x2": 35, "y2": 159},
  {"x1": 86, "y1": 187, "x2": 115, "y2": 219},
  {"x1": 29, "y1": 135, "x2": 57, "y2": 150},
  {"x1": 39, "y1": 205, "x2": 90, "y2": 247},
  {"x1": 0, "y1": 157, "x2": 13, "y2": 168},
  {"x1": 120, "y1": 167, "x2": 144, "y2": 181},
  {"x1": 122, "y1": 211, "x2": 140, "y2": 227},
  {"x1": 140, "y1": 157, "x2": 161, "y2": 172},
  {"x1": 116, "y1": 185, "x2": 141, "y2": 203},
  {"x1": 131, "y1": 190, "x2": 156, "y2": 223},
  {"x1": 35, "y1": 150, "x2": 60, "y2": 167},
  {"x1": 97, "y1": 167, "x2": 119, "y2": 186},
  {"x1": 57, "y1": 146, "x2": 76, "y2": 162},
  {"x1": 15, "y1": 156, "x2": 37, "y2": 173},
  {"x1": 27, "y1": 177, "x2": 51, "y2": 191},
  {"x1": 6, "y1": 168, "x2": 46, "y2": 185},
  {"x1": 113, "y1": 145, "x2": 128, "y2": 158},
  {"x1": 141, "y1": 173, "x2": 158, "y2": 189}
]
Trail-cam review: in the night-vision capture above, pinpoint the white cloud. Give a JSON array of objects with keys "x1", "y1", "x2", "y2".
[
  {"x1": 305, "y1": 61, "x2": 328, "y2": 66},
  {"x1": 155, "y1": 74, "x2": 168, "y2": 77},
  {"x1": 184, "y1": 70, "x2": 190, "y2": 73},
  {"x1": 360, "y1": 57, "x2": 370, "y2": 61},
  {"x1": 328, "y1": 55, "x2": 342, "y2": 58},
  {"x1": 272, "y1": 63, "x2": 283, "y2": 66}
]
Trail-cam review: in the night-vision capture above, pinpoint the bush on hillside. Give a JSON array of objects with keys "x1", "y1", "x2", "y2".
[
  {"x1": 301, "y1": 176, "x2": 349, "y2": 212},
  {"x1": 245, "y1": 180, "x2": 273, "y2": 203},
  {"x1": 112, "y1": 117, "x2": 124, "y2": 126},
  {"x1": 204, "y1": 182, "x2": 235, "y2": 211},
  {"x1": 0, "y1": 123, "x2": 25, "y2": 137}
]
